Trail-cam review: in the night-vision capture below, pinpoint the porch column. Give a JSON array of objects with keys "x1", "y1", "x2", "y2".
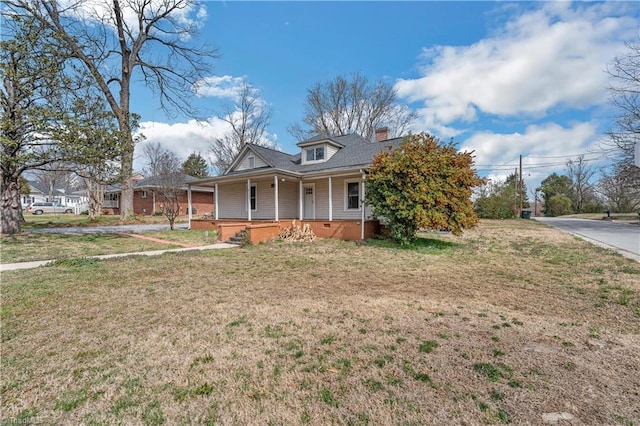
[
  {"x1": 187, "y1": 184, "x2": 193, "y2": 229},
  {"x1": 328, "y1": 176, "x2": 333, "y2": 221},
  {"x1": 361, "y1": 174, "x2": 366, "y2": 240},
  {"x1": 274, "y1": 175, "x2": 279, "y2": 222},
  {"x1": 214, "y1": 183, "x2": 219, "y2": 220},
  {"x1": 152, "y1": 191, "x2": 156, "y2": 214},
  {"x1": 247, "y1": 178, "x2": 252, "y2": 221},
  {"x1": 299, "y1": 180, "x2": 303, "y2": 220}
]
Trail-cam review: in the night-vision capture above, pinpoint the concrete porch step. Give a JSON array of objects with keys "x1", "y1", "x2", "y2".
[{"x1": 227, "y1": 229, "x2": 247, "y2": 245}]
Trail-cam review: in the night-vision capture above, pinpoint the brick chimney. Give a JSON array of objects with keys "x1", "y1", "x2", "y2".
[{"x1": 375, "y1": 127, "x2": 390, "y2": 142}]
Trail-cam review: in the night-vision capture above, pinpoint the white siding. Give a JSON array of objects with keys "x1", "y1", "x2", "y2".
[
  {"x1": 332, "y1": 176, "x2": 363, "y2": 220},
  {"x1": 234, "y1": 152, "x2": 268, "y2": 171},
  {"x1": 304, "y1": 175, "x2": 372, "y2": 220},
  {"x1": 326, "y1": 144, "x2": 339, "y2": 160},
  {"x1": 217, "y1": 182, "x2": 246, "y2": 218},
  {"x1": 278, "y1": 180, "x2": 299, "y2": 219},
  {"x1": 217, "y1": 179, "x2": 300, "y2": 220}
]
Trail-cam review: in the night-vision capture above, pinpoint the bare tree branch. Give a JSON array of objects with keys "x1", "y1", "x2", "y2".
[
  {"x1": 290, "y1": 73, "x2": 416, "y2": 141},
  {"x1": 209, "y1": 82, "x2": 274, "y2": 174}
]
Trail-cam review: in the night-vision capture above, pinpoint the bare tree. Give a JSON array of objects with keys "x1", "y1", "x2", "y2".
[
  {"x1": 596, "y1": 166, "x2": 640, "y2": 212},
  {"x1": 31, "y1": 164, "x2": 77, "y2": 202},
  {"x1": 603, "y1": 39, "x2": 640, "y2": 203},
  {"x1": 209, "y1": 82, "x2": 274, "y2": 174},
  {"x1": 155, "y1": 150, "x2": 184, "y2": 230},
  {"x1": 141, "y1": 142, "x2": 169, "y2": 177},
  {"x1": 7, "y1": 0, "x2": 218, "y2": 221},
  {"x1": 566, "y1": 155, "x2": 597, "y2": 213},
  {"x1": 289, "y1": 73, "x2": 416, "y2": 141}
]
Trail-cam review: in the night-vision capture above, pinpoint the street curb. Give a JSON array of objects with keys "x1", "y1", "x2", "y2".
[{"x1": 534, "y1": 218, "x2": 640, "y2": 263}]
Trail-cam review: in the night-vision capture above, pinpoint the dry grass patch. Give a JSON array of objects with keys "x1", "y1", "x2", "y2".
[
  {"x1": 1, "y1": 220, "x2": 639, "y2": 425},
  {"x1": 0, "y1": 230, "x2": 217, "y2": 264},
  {"x1": 0, "y1": 233, "x2": 183, "y2": 263}
]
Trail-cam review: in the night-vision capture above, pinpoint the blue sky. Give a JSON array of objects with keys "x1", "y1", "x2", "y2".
[{"x1": 133, "y1": 1, "x2": 639, "y2": 191}]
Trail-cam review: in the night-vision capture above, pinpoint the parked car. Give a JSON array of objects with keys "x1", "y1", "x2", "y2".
[{"x1": 26, "y1": 202, "x2": 74, "y2": 215}]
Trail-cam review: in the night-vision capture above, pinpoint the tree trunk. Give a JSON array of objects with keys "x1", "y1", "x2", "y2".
[
  {"x1": 83, "y1": 177, "x2": 104, "y2": 220},
  {"x1": 119, "y1": 143, "x2": 134, "y2": 220},
  {"x1": 1, "y1": 174, "x2": 23, "y2": 234}
]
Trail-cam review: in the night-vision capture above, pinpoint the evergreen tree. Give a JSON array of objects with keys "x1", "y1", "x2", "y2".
[
  {"x1": 540, "y1": 173, "x2": 573, "y2": 216},
  {"x1": 181, "y1": 152, "x2": 209, "y2": 178},
  {"x1": 474, "y1": 173, "x2": 530, "y2": 219}
]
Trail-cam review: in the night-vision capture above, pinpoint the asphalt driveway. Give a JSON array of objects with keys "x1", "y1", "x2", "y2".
[{"x1": 534, "y1": 217, "x2": 640, "y2": 262}]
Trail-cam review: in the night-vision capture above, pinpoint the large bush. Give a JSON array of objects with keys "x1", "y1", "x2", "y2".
[{"x1": 366, "y1": 133, "x2": 482, "y2": 244}]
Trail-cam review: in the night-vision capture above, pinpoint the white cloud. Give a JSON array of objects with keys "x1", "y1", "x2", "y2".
[
  {"x1": 463, "y1": 122, "x2": 602, "y2": 190},
  {"x1": 396, "y1": 2, "x2": 637, "y2": 131},
  {"x1": 193, "y1": 75, "x2": 247, "y2": 99},
  {"x1": 134, "y1": 116, "x2": 280, "y2": 174},
  {"x1": 134, "y1": 118, "x2": 228, "y2": 172}
]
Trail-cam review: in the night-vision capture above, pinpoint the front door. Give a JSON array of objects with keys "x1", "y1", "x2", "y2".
[{"x1": 303, "y1": 184, "x2": 315, "y2": 219}]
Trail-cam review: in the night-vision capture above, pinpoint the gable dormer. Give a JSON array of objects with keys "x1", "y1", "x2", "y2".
[
  {"x1": 226, "y1": 144, "x2": 271, "y2": 174},
  {"x1": 236, "y1": 151, "x2": 268, "y2": 171},
  {"x1": 297, "y1": 136, "x2": 344, "y2": 165}
]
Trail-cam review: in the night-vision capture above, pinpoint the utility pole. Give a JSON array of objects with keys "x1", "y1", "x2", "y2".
[
  {"x1": 519, "y1": 155, "x2": 523, "y2": 218},
  {"x1": 514, "y1": 167, "x2": 518, "y2": 217}
]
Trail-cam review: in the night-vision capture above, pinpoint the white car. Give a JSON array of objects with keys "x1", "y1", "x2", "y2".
[{"x1": 26, "y1": 202, "x2": 74, "y2": 215}]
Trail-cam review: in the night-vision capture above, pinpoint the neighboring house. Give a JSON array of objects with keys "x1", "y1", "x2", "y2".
[
  {"x1": 22, "y1": 180, "x2": 88, "y2": 210},
  {"x1": 190, "y1": 128, "x2": 404, "y2": 243},
  {"x1": 104, "y1": 174, "x2": 215, "y2": 216}
]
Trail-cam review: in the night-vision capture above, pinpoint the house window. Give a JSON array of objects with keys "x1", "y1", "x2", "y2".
[
  {"x1": 141, "y1": 190, "x2": 147, "y2": 198},
  {"x1": 248, "y1": 156, "x2": 255, "y2": 168},
  {"x1": 250, "y1": 184, "x2": 257, "y2": 211},
  {"x1": 306, "y1": 146, "x2": 325, "y2": 161},
  {"x1": 345, "y1": 180, "x2": 360, "y2": 210}
]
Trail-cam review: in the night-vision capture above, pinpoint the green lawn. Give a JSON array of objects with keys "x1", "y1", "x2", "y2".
[{"x1": 1, "y1": 220, "x2": 639, "y2": 425}]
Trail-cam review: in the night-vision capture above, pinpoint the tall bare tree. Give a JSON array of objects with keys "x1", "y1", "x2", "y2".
[
  {"x1": 141, "y1": 142, "x2": 170, "y2": 177},
  {"x1": 289, "y1": 73, "x2": 416, "y2": 141},
  {"x1": 209, "y1": 82, "x2": 273, "y2": 174},
  {"x1": 603, "y1": 39, "x2": 640, "y2": 204},
  {"x1": 7, "y1": 0, "x2": 218, "y2": 220},
  {"x1": 566, "y1": 155, "x2": 597, "y2": 213},
  {"x1": 596, "y1": 167, "x2": 640, "y2": 212}
]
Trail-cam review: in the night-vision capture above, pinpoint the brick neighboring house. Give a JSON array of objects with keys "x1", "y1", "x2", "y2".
[
  {"x1": 189, "y1": 128, "x2": 405, "y2": 243},
  {"x1": 104, "y1": 174, "x2": 215, "y2": 216}
]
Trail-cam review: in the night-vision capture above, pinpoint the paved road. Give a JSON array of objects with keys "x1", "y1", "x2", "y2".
[
  {"x1": 27, "y1": 222, "x2": 189, "y2": 234},
  {"x1": 534, "y1": 217, "x2": 640, "y2": 261}
]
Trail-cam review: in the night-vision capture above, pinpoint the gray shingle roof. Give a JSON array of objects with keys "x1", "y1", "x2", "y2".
[{"x1": 226, "y1": 134, "x2": 405, "y2": 177}]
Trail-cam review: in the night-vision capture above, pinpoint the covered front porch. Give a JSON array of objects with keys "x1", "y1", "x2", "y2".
[{"x1": 186, "y1": 170, "x2": 379, "y2": 243}]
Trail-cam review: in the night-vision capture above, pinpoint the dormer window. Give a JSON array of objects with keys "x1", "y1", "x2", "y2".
[
  {"x1": 247, "y1": 156, "x2": 255, "y2": 168},
  {"x1": 306, "y1": 147, "x2": 325, "y2": 162}
]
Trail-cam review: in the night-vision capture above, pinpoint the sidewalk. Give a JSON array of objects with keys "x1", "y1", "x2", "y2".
[{"x1": 0, "y1": 243, "x2": 239, "y2": 272}]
